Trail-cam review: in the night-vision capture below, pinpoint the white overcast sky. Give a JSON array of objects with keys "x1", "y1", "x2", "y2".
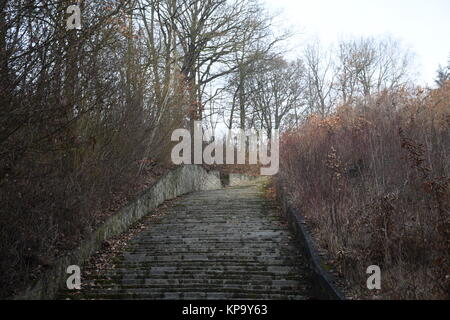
[{"x1": 263, "y1": 0, "x2": 450, "y2": 86}]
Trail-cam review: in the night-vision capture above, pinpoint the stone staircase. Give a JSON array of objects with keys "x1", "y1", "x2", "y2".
[{"x1": 60, "y1": 179, "x2": 313, "y2": 299}]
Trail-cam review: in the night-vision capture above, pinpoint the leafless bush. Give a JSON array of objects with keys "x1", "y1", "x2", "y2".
[{"x1": 278, "y1": 85, "x2": 449, "y2": 299}]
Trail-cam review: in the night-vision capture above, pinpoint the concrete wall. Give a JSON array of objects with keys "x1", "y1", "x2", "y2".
[{"x1": 13, "y1": 165, "x2": 222, "y2": 300}]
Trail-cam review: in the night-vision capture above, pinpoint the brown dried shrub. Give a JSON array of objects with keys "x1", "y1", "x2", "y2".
[{"x1": 278, "y1": 86, "x2": 449, "y2": 299}]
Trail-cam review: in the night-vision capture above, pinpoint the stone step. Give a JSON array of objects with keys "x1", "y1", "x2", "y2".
[
  {"x1": 74, "y1": 286, "x2": 309, "y2": 297},
  {"x1": 59, "y1": 181, "x2": 313, "y2": 300},
  {"x1": 87, "y1": 274, "x2": 304, "y2": 283},
  {"x1": 66, "y1": 291, "x2": 307, "y2": 300},
  {"x1": 82, "y1": 280, "x2": 307, "y2": 291},
  {"x1": 97, "y1": 267, "x2": 303, "y2": 277}
]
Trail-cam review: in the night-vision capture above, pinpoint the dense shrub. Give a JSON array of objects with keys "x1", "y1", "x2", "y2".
[
  {"x1": 0, "y1": 1, "x2": 189, "y2": 298},
  {"x1": 278, "y1": 84, "x2": 449, "y2": 299}
]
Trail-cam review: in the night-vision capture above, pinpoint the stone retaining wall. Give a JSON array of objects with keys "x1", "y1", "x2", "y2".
[{"x1": 275, "y1": 180, "x2": 346, "y2": 300}]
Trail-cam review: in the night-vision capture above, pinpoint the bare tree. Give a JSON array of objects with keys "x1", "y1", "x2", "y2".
[
  {"x1": 223, "y1": 7, "x2": 289, "y2": 130},
  {"x1": 303, "y1": 41, "x2": 336, "y2": 118},
  {"x1": 435, "y1": 55, "x2": 450, "y2": 87},
  {"x1": 335, "y1": 36, "x2": 412, "y2": 103},
  {"x1": 247, "y1": 57, "x2": 305, "y2": 137}
]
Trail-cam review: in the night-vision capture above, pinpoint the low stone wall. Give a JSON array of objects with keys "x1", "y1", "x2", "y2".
[
  {"x1": 13, "y1": 165, "x2": 222, "y2": 300},
  {"x1": 275, "y1": 180, "x2": 346, "y2": 300}
]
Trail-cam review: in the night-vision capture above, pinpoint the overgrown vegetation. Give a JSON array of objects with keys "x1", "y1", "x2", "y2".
[
  {"x1": 1, "y1": 0, "x2": 448, "y2": 300},
  {"x1": 0, "y1": 0, "x2": 276, "y2": 298},
  {"x1": 279, "y1": 83, "x2": 449, "y2": 299}
]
